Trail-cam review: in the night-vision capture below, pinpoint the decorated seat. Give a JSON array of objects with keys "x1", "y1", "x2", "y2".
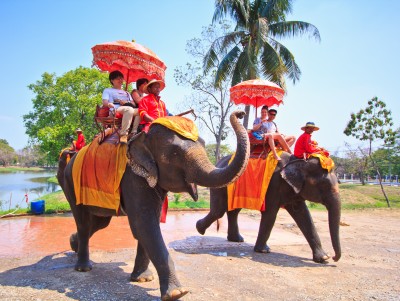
[{"x1": 94, "y1": 105, "x2": 123, "y2": 143}]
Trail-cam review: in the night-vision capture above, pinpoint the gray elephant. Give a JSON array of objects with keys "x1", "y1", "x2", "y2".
[
  {"x1": 57, "y1": 111, "x2": 250, "y2": 301},
  {"x1": 196, "y1": 151, "x2": 341, "y2": 263}
]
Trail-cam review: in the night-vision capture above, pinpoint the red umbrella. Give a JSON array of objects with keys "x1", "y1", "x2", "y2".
[
  {"x1": 230, "y1": 79, "x2": 284, "y2": 118},
  {"x1": 91, "y1": 40, "x2": 167, "y2": 87}
]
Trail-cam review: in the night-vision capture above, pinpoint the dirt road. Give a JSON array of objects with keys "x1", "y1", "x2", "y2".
[{"x1": 0, "y1": 209, "x2": 399, "y2": 300}]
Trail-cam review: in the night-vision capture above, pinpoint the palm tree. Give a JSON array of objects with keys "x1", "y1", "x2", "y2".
[{"x1": 204, "y1": 0, "x2": 321, "y2": 128}]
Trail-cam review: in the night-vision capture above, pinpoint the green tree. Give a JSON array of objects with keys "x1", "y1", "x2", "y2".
[
  {"x1": 175, "y1": 22, "x2": 234, "y2": 162},
  {"x1": 205, "y1": 0, "x2": 320, "y2": 128},
  {"x1": 206, "y1": 143, "x2": 233, "y2": 165},
  {"x1": 23, "y1": 67, "x2": 109, "y2": 165},
  {"x1": 344, "y1": 97, "x2": 396, "y2": 207},
  {"x1": 0, "y1": 139, "x2": 16, "y2": 166}
]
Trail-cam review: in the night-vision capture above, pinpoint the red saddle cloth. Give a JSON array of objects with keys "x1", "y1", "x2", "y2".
[
  {"x1": 71, "y1": 132, "x2": 168, "y2": 222},
  {"x1": 227, "y1": 150, "x2": 282, "y2": 211}
]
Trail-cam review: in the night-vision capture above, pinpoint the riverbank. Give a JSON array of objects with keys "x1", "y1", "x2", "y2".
[{"x1": 0, "y1": 166, "x2": 55, "y2": 173}]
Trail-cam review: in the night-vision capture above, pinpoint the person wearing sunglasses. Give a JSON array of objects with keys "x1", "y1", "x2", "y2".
[
  {"x1": 266, "y1": 109, "x2": 296, "y2": 149},
  {"x1": 253, "y1": 106, "x2": 292, "y2": 161}
]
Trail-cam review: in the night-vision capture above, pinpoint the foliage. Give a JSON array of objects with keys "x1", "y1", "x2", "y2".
[
  {"x1": 206, "y1": 143, "x2": 233, "y2": 164},
  {"x1": 174, "y1": 22, "x2": 234, "y2": 161},
  {"x1": 343, "y1": 97, "x2": 396, "y2": 206},
  {"x1": 205, "y1": 0, "x2": 320, "y2": 127},
  {"x1": 23, "y1": 67, "x2": 109, "y2": 165},
  {"x1": 344, "y1": 97, "x2": 395, "y2": 148},
  {"x1": 17, "y1": 145, "x2": 47, "y2": 167},
  {"x1": 0, "y1": 139, "x2": 16, "y2": 166}
]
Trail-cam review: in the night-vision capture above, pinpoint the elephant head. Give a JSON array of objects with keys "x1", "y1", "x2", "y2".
[
  {"x1": 281, "y1": 156, "x2": 341, "y2": 261},
  {"x1": 127, "y1": 110, "x2": 250, "y2": 200}
]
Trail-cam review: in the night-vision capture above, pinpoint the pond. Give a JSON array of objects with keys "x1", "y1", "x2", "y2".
[{"x1": 0, "y1": 170, "x2": 60, "y2": 210}]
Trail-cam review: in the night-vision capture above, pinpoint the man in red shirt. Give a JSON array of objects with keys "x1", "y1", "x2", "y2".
[
  {"x1": 139, "y1": 79, "x2": 167, "y2": 133},
  {"x1": 75, "y1": 128, "x2": 86, "y2": 151},
  {"x1": 294, "y1": 122, "x2": 322, "y2": 159}
]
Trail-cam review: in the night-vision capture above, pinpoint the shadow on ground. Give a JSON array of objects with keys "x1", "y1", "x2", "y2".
[
  {"x1": 170, "y1": 235, "x2": 336, "y2": 268},
  {"x1": 0, "y1": 252, "x2": 160, "y2": 301}
]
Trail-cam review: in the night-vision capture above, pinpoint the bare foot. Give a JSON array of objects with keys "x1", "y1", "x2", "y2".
[{"x1": 274, "y1": 154, "x2": 281, "y2": 161}]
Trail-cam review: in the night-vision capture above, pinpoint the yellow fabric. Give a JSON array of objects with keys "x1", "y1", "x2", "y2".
[
  {"x1": 310, "y1": 153, "x2": 335, "y2": 172},
  {"x1": 227, "y1": 149, "x2": 282, "y2": 211},
  {"x1": 152, "y1": 116, "x2": 198, "y2": 141},
  {"x1": 72, "y1": 139, "x2": 128, "y2": 213}
]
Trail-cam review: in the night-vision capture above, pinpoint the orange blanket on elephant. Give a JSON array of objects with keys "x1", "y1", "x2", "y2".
[
  {"x1": 72, "y1": 138, "x2": 128, "y2": 213},
  {"x1": 227, "y1": 150, "x2": 282, "y2": 211},
  {"x1": 310, "y1": 153, "x2": 335, "y2": 172}
]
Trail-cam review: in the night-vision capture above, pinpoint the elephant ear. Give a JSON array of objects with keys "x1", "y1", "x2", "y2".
[
  {"x1": 280, "y1": 161, "x2": 305, "y2": 194},
  {"x1": 127, "y1": 132, "x2": 158, "y2": 188}
]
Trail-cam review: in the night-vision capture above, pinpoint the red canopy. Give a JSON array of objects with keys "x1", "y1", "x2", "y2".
[
  {"x1": 230, "y1": 79, "x2": 284, "y2": 108},
  {"x1": 91, "y1": 40, "x2": 167, "y2": 85}
]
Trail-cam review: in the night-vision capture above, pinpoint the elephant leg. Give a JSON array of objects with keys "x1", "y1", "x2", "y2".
[
  {"x1": 254, "y1": 205, "x2": 280, "y2": 253},
  {"x1": 285, "y1": 202, "x2": 329, "y2": 263},
  {"x1": 126, "y1": 204, "x2": 188, "y2": 300},
  {"x1": 74, "y1": 215, "x2": 112, "y2": 271},
  {"x1": 130, "y1": 241, "x2": 154, "y2": 282},
  {"x1": 196, "y1": 187, "x2": 227, "y2": 235},
  {"x1": 227, "y1": 209, "x2": 243, "y2": 242},
  {"x1": 70, "y1": 215, "x2": 112, "y2": 253}
]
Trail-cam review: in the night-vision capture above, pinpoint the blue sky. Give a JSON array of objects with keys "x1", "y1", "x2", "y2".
[{"x1": 1, "y1": 0, "x2": 399, "y2": 156}]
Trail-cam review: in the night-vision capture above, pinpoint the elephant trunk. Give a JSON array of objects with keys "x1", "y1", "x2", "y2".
[
  {"x1": 327, "y1": 189, "x2": 341, "y2": 262},
  {"x1": 187, "y1": 110, "x2": 250, "y2": 188}
]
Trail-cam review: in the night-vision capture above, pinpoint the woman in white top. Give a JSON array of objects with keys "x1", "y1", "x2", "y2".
[{"x1": 102, "y1": 71, "x2": 139, "y2": 143}]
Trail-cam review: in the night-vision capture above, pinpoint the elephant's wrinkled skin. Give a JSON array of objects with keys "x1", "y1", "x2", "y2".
[
  {"x1": 196, "y1": 152, "x2": 341, "y2": 263},
  {"x1": 57, "y1": 111, "x2": 250, "y2": 301}
]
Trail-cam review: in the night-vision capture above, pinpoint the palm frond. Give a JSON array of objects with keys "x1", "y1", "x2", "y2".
[
  {"x1": 203, "y1": 46, "x2": 220, "y2": 75},
  {"x1": 254, "y1": 17, "x2": 269, "y2": 53},
  {"x1": 213, "y1": 0, "x2": 251, "y2": 27},
  {"x1": 259, "y1": 41, "x2": 284, "y2": 80},
  {"x1": 215, "y1": 45, "x2": 242, "y2": 87},
  {"x1": 219, "y1": 31, "x2": 245, "y2": 53},
  {"x1": 260, "y1": 0, "x2": 293, "y2": 22},
  {"x1": 270, "y1": 39, "x2": 301, "y2": 83},
  {"x1": 269, "y1": 21, "x2": 321, "y2": 41},
  {"x1": 231, "y1": 50, "x2": 254, "y2": 85}
]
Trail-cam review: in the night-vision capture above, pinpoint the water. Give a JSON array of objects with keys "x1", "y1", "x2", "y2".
[{"x1": 0, "y1": 170, "x2": 61, "y2": 210}]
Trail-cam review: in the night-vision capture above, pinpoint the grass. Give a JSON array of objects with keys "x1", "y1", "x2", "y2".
[
  {"x1": 1, "y1": 182, "x2": 399, "y2": 217},
  {"x1": 0, "y1": 166, "x2": 48, "y2": 173}
]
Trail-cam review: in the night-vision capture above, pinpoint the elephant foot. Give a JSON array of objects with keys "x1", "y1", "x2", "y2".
[
  {"x1": 254, "y1": 245, "x2": 271, "y2": 254},
  {"x1": 161, "y1": 287, "x2": 189, "y2": 301},
  {"x1": 75, "y1": 260, "x2": 92, "y2": 272},
  {"x1": 313, "y1": 251, "x2": 330, "y2": 263},
  {"x1": 227, "y1": 233, "x2": 244, "y2": 242},
  {"x1": 70, "y1": 233, "x2": 78, "y2": 253},
  {"x1": 196, "y1": 219, "x2": 206, "y2": 235},
  {"x1": 130, "y1": 268, "x2": 154, "y2": 282}
]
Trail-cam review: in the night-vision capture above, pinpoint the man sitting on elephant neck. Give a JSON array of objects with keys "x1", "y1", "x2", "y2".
[
  {"x1": 294, "y1": 122, "x2": 329, "y2": 159},
  {"x1": 252, "y1": 105, "x2": 292, "y2": 161},
  {"x1": 138, "y1": 79, "x2": 168, "y2": 133}
]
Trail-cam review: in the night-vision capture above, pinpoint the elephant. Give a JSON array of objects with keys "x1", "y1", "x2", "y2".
[
  {"x1": 196, "y1": 151, "x2": 341, "y2": 263},
  {"x1": 57, "y1": 111, "x2": 250, "y2": 301}
]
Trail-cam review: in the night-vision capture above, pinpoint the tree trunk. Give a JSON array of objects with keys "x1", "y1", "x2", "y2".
[{"x1": 242, "y1": 105, "x2": 251, "y2": 129}]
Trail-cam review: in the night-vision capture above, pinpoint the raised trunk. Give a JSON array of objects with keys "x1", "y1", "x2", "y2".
[
  {"x1": 327, "y1": 193, "x2": 342, "y2": 262},
  {"x1": 189, "y1": 110, "x2": 250, "y2": 188}
]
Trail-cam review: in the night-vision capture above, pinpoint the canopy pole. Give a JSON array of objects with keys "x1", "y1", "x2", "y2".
[{"x1": 125, "y1": 70, "x2": 130, "y2": 91}]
